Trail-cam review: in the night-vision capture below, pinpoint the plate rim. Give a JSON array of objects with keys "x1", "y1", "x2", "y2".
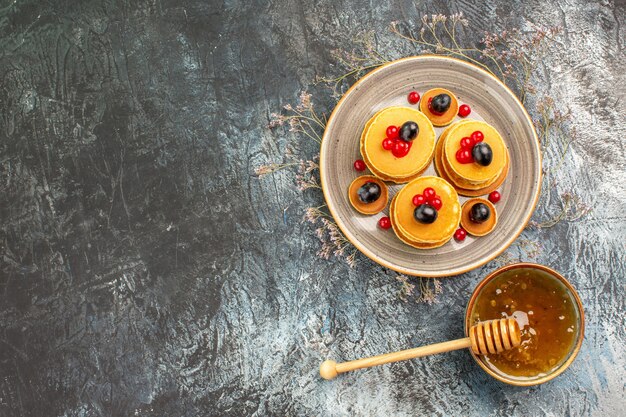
[{"x1": 319, "y1": 55, "x2": 542, "y2": 277}]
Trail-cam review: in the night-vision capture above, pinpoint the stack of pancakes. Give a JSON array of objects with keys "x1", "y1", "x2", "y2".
[
  {"x1": 389, "y1": 176, "x2": 461, "y2": 249},
  {"x1": 360, "y1": 107, "x2": 435, "y2": 184},
  {"x1": 434, "y1": 120, "x2": 509, "y2": 196}
]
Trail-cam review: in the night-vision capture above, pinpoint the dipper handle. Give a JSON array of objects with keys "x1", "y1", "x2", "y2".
[{"x1": 320, "y1": 318, "x2": 520, "y2": 380}]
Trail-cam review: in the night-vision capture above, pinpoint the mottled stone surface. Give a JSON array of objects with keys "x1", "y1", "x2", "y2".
[{"x1": 0, "y1": 0, "x2": 624, "y2": 416}]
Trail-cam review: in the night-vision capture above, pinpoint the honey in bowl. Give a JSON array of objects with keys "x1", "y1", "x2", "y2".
[{"x1": 468, "y1": 266, "x2": 582, "y2": 382}]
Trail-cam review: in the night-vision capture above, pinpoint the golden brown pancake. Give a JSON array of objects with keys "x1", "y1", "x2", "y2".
[{"x1": 420, "y1": 88, "x2": 459, "y2": 127}]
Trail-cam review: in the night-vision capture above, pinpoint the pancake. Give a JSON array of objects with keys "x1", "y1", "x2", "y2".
[
  {"x1": 436, "y1": 138, "x2": 510, "y2": 196},
  {"x1": 360, "y1": 143, "x2": 430, "y2": 184},
  {"x1": 389, "y1": 196, "x2": 448, "y2": 249},
  {"x1": 460, "y1": 198, "x2": 498, "y2": 236},
  {"x1": 361, "y1": 107, "x2": 435, "y2": 180},
  {"x1": 440, "y1": 145, "x2": 510, "y2": 191},
  {"x1": 392, "y1": 176, "x2": 460, "y2": 244},
  {"x1": 348, "y1": 176, "x2": 388, "y2": 215},
  {"x1": 443, "y1": 120, "x2": 508, "y2": 184},
  {"x1": 420, "y1": 88, "x2": 459, "y2": 126}
]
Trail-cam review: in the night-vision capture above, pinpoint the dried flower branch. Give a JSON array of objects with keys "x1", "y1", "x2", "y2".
[
  {"x1": 316, "y1": 31, "x2": 391, "y2": 97},
  {"x1": 529, "y1": 97, "x2": 590, "y2": 229},
  {"x1": 304, "y1": 206, "x2": 359, "y2": 267},
  {"x1": 255, "y1": 162, "x2": 299, "y2": 176},
  {"x1": 257, "y1": 91, "x2": 325, "y2": 179},
  {"x1": 530, "y1": 192, "x2": 592, "y2": 229},
  {"x1": 534, "y1": 96, "x2": 575, "y2": 174},
  {"x1": 390, "y1": 14, "x2": 561, "y2": 102},
  {"x1": 397, "y1": 275, "x2": 443, "y2": 304},
  {"x1": 267, "y1": 91, "x2": 325, "y2": 143}
]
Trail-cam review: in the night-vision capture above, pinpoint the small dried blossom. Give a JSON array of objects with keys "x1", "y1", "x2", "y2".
[
  {"x1": 418, "y1": 278, "x2": 443, "y2": 305},
  {"x1": 449, "y1": 12, "x2": 468, "y2": 27},
  {"x1": 397, "y1": 275, "x2": 443, "y2": 304},
  {"x1": 304, "y1": 159, "x2": 318, "y2": 173},
  {"x1": 305, "y1": 206, "x2": 358, "y2": 267},
  {"x1": 397, "y1": 275, "x2": 416, "y2": 302},
  {"x1": 296, "y1": 91, "x2": 313, "y2": 112},
  {"x1": 431, "y1": 14, "x2": 447, "y2": 24},
  {"x1": 345, "y1": 252, "x2": 357, "y2": 268},
  {"x1": 317, "y1": 245, "x2": 331, "y2": 260},
  {"x1": 268, "y1": 112, "x2": 286, "y2": 128},
  {"x1": 296, "y1": 174, "x2": 320, "y2": 191},
  {"x1": 304, "y1": 207, "x2": 325, "y2": 223},
  {"x1": 296, "y1": 158, "x2": 321, "y2": 191}
]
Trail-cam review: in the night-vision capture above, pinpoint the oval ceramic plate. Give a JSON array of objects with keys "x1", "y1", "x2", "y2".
[{"x1": 319, "y1": 56, "x2": 541, "y2": 277}]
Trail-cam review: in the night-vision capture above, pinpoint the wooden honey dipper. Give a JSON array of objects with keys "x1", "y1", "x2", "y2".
[{"x1": 320, "y1": 318, "x2": 521, "y2": 380}]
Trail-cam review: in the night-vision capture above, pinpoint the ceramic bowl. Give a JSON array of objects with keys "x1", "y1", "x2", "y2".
[{"x1": 464, "y1": 263, "x2": 585, "y2": 386}]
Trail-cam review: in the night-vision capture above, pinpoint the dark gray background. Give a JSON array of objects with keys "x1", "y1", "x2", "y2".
[{"x1": 1, "y1": 0, "x2": 624, "y2": 416}]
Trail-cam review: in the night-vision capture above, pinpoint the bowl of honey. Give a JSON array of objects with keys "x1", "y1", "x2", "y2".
[{"x1": 465, "y1": 263, "x2": 584, "y2": 386}]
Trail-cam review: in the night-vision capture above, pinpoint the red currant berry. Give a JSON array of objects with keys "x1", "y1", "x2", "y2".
[
  {"x1": 427, "y1": 97, "x2": 434, "y2": 113},
  {"x1": 407, "y1": 91, "x2": 420, "y2": 104},
  {"x1": 423, "y1": 187, "x2": 436, "y2": 199},
  {"x1": 353, "y1": 159, "x2": 366, "y2": 171},
  {"x1": 378, "y1": 216, "x2": 392, "y2": 230},
  {"x1": 382, "y1": 138, "x2": 394, "y2": 150},
  {"x1": 429, "y1": 196, "x2": 443, "y2": 211},
  {"x1": 412, "y1": 194, "x2": 426, "y2": 206},
  {"x1": 392, "y1": 139, "x2": 410, "y2": 158},
  {"x1": 386, "y1": 125, "x2": 399, "y2": 140},
  {"x1": 460, "y1": 137, "x2": 473, "y2": 150},
  {"x1": 454, "y1": 228, "x2": 467, "y2": 241},
  {"x1": 488, "y1": 190, "x2": 501, "y2": 203},
  {"x1": 470, "y1": 131, "x2": 484, "y2": 143},
  {"x1": 455, "y1": 149, "x2": 473, "y2": 164},
  {"x1": 458, "y1": 104, "x2": 471, "y2": 117}
]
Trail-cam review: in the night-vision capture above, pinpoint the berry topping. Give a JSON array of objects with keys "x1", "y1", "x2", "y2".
[
  {"x1": 382, "y1": 138, "x2": 394, "y2": 150},
  {"x1": 407, "y1": 91, "x2": 420, "y2": 104},
  {"x1": 353, "y1": 159, "x2": 366, "y2": 171},
  {"x1": 378, "y1": 216, "x2": 392, "y2": 229},
  {"x1": 423, "y1": 187, "x2": 436, "y2": 199},
  {"x1": 392, "y1": 139, "x2": 411, "y2": 158},
  {"x1": 429, "y1": 93, "x2": 452, "y2": 114},
  {"x1": 415, "y1": 189, "x2": 442, "y2": 210},
  {"x1": 454, "y1": 228, "x2": 467, "y2": 241},
  {"x1": 428, "y1": 196, "x2": 443, "y2": 211},
  {"x1": 472, "y1": 142, "x2": 493, "y2": 166},
  {"x1": 488, "y1": 191, "x2": 501, "y2": 203},
  {"x1": 399, "y1": 121, "x2": 419, "y2": 141},
  {"x1": 414, "y1": 204, "x2": 438, "y2": 224},
  {"x1": 386, "y1": 125, "x2": 399, "y2": 140},
  {"x1": 455, "y1": 148, "x2": 473, "y2": 164},
  {"x1": 458, "y1": 104, "x2": 471, "y2": 117},
  {"x1": 470, "y1": 203, "x2": 491, "y2": 223},
  {"x1": 429, "y1": 196, "x2": 443, "y2": 211},
  {"x1": 412, "y1": 194, "x2": 426, "y2": 206},
  {"x1": 357, "y1": 182, "x2": 382, "y2": 204},
  {"x1": 460, "y1": 137, "x2": 473, "y2": 150},
  {"x1": 470, "y1": 130, "x2": 484, "y2": 143}
]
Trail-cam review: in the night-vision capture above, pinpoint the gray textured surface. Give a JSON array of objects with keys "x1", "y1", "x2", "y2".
[{"x1": 0, "y1": 0, "x2": 625, "y2": 416}]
